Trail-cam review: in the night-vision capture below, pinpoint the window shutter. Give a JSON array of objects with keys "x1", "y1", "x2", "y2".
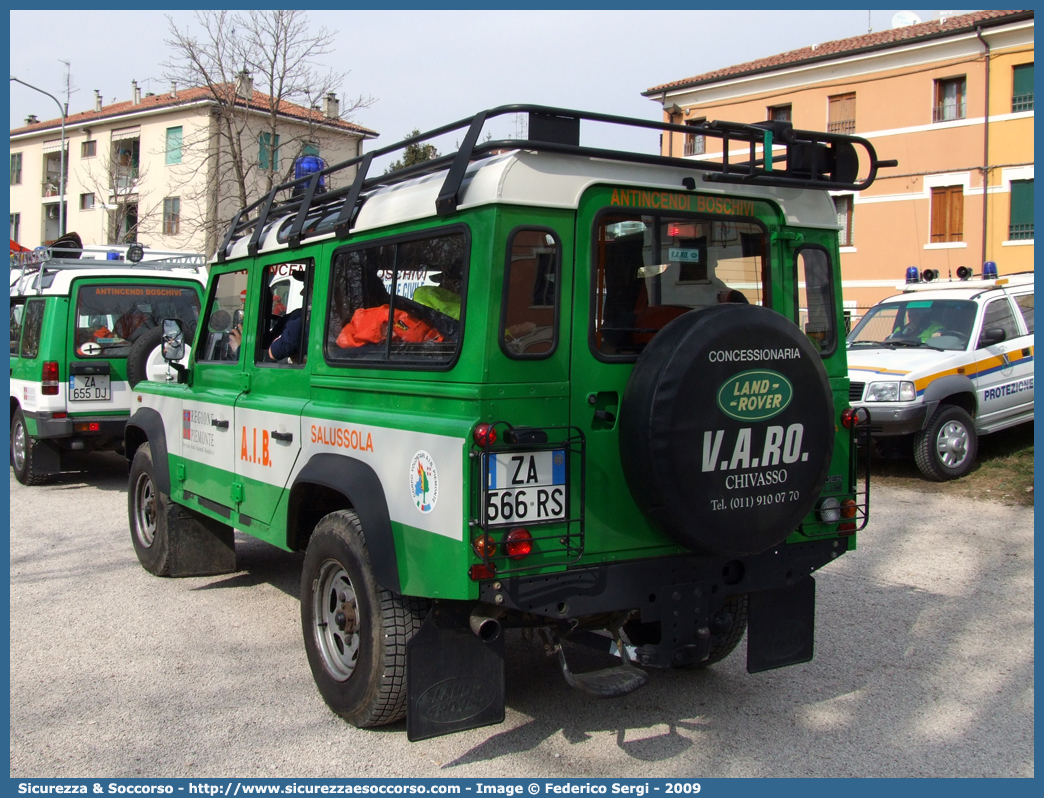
[
  {"x1": 1010, "y1": 180, "x2": 1033, "y2": 226},
  {"x1": 948, "y1": 186, "x2": 963, "y2": 241},
  {"x1": 930, "y1": 188, "x2": 947, "y2": 242},
  {"x1": 1013, "y1": 64, "x2": 1034, "y2": 99}
]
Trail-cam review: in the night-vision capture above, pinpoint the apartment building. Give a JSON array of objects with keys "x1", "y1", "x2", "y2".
[
  {"x1": 643, "y1": 9, "x2": 1034, "y2": 312},
  {"x1": 10, "y1": 75, "x2": 376, "y2": 256}
]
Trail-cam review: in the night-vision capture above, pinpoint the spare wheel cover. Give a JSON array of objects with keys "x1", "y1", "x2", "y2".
[{"x1": 619, "y1": 304, "x2": 834, "y2": 556}]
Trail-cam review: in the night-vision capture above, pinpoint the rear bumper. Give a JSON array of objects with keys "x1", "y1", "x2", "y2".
[
  {"x1": 25, "y1": 410, "x2": 127, "y2": 442},
  {"x1": 479, "y1": 537, "x2": 844, "y2": 622}
]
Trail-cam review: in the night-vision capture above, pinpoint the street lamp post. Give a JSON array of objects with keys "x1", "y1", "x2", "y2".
[{"x1": 11, "y1": 75, "x2": 69, "y2": 238}]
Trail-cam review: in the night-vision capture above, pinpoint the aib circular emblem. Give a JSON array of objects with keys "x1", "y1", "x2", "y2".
[{"x1": 410, "y1": 451, "x2": 439, "y2": 514}]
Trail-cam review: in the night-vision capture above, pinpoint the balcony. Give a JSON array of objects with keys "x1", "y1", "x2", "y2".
[
  {"x1": 41, "y1": 179, "x2": 63, "y2": 199},
  {"x1": 1012, "y1": 92, "x2": 1034, "y2": 112},
  {"x1": 827, "y1": 119, "x2": 855, "y2": 134},
  {"x1": 933, "y1": 101, "x2": 966, "y2": 123}
]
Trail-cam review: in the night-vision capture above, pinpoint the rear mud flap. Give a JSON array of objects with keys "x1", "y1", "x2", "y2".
[
  {"x1": 167, "y1": 505, "x2": 236, "y2": 577},
  {"x1": 746, "y1": 576, "x2": 815, "y2": 673},
  {"x1": 33, "y1": 438, "x2": 61, "y2": 476},
  {"x1": 406, "y1": 614, "x2": 504, "y2": 741}
]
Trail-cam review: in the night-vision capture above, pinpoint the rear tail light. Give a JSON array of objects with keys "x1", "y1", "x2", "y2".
[
  {"x1": 817, "y1": 498, "x2": 841, "y2": 523},
  {"x1": 74, "y1": 422, "x2": 101, "y2": 433},
  {"x1": 473, "y1": 423, "x2": 497, "y2": 447},
  {"x1": 505, "y1": 528, "x2": 533, "y2": 560},
  {"x1": 469, "y1": 563, "x2": 496, "y2": 581},
  {"x1": 841, "y1": 407, "x2": 868, "y2": 428},
  {"x1": 841, "y1": 499, "x2": 857, "y2": 519},
  {"x1": 42, "y1": 361, "x2": 60, "y2": 395},
  {"x1": 472, "y1": 534, "x2": 497, "y2": 559}
]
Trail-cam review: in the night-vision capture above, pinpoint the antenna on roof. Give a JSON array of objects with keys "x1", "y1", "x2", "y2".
[{"x1": 891, "y1": 11, "x2": 922, "y2": 28}]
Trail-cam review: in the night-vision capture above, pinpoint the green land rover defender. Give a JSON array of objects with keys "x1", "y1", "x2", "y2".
[{"x1": 125, "y1": 106, "x2": 886, "y2": 740}]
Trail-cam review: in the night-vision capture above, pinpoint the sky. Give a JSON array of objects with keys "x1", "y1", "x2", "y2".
[{"x1": 10, "y1": 9, "x2": 965, "y2": 162}]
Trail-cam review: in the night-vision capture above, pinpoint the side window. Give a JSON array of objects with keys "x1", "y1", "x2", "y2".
[
  {"x1": 1015, "y1": 294, "x2": 1034, "y2": 334},
  {"x1": 977, "y1": 298, "x2": 1020, "y2": 348},
  {"x1": 256, "y1": 261, "x2": 312, "y2": 365},
  {"x1": 10, "y1": 299, "x2": 25, "y2": 356},
  {"x1": 326, "y1": 230, "x2": 467, "y2": 368},
  {"x1": 501, "y1": 228, "x2": 560, "y2": 358},
  {"x1": 20, "y1": 299, "x2": 45, "y2": 359},
  {"x1": 197, "y1": 270, "x2": 250, "y2": 363},
  {"x1": 795, "y1": 247, "x2": 836, "y2": 356}
]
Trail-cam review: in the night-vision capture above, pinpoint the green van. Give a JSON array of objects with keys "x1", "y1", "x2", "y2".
[
  {"x1": 126, "y1": 106, "x2": 886, "y2": 740},
  {"x1": 10, "y1": 248, "x2": 206, "y2": 484}
]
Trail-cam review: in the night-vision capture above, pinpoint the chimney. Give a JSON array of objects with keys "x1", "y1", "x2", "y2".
[
  {"x1": 132, "y1": 79, "x2": 141, "y2": 105},
  {"x1": 323, "y1": 92, "x2": 340, "y2": 120},
  {"x1": 171, "y1": 81, "x2": 177, "y2": 99},
  {"x1": 25, "y1": 114, "x2": 38, "y2": 125},
  {"x1": 236, "y1": 70, "x2": 253, "y2": 100},
  {"x1": 94, "y1": 90, "x2": 102, "y2": 112}
]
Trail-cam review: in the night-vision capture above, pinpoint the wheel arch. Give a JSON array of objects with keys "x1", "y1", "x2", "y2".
[
  {"x1": 288, "y1": 453, "x2": 400, "y2": 594},
  {"x1": 922, "y1": 375, "x2": 977, "y2": 420},
  {"x1": 125, "y1": 407, "x2": 172, "y2": 495}
]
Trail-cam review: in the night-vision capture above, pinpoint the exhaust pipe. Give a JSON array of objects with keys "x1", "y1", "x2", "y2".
[{"x1": 469, "y1": 607, "x2": 503, "y2": 642}]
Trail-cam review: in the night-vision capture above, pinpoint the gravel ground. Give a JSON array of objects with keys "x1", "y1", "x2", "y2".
[{"x1": 9, "y1": 452, "x2": 1034, "y2": 778}]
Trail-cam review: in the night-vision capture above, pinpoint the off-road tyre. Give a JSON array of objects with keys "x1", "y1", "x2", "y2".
[
  {"x1": 913, "y1": 404, "x2": 977, "y2": 481},
  {"x1": 301, "y1": 510, "x2": 429, "y2": 728},
  {"x1": 11, "y1": 408, "x2": 48, "y2": 486},
  {"x1": 126, "y1": 327, "x2": 164, "y2": 388},
  {"x1": 129, "y1": 443, "x2": 172, "y2": 575}
]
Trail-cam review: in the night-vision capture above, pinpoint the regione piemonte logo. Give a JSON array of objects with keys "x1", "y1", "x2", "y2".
[
  {"x1": 410, "y1": 451, "x2": 439, "y2": 514},
  {"x1": 183, "y1": 410, "x2": 192, "y2": 439}
]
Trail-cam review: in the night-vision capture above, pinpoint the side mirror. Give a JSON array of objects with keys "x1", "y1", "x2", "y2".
[
  {"x1": 979, "y1": 327, "x2": 1006, "y2": 347},
  {"x1": 161, "y1": 318, "x2": 186, "y2": 362}
]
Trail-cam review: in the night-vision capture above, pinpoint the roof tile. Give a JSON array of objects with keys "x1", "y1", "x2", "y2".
[{"x1": 645, "y1": 10, "x2": 1032, "y2": 95}]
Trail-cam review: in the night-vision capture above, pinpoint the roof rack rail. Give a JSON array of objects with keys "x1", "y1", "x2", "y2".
[
  {"x1": 217, "y1": 103, "x2": 898, "y2": 262},
  {"x1": 11, "y1": 247, "x2": 207, "y2": 296}
]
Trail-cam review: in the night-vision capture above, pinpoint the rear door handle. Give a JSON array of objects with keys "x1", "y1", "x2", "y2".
[
  {"x1": 211, "y1": 419, "x2": 230, "y2": 430},
  {"x1": 270, "y1": 430, "x2": 293, "y2": 443}
]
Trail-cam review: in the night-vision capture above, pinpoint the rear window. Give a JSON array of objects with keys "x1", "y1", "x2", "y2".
[
  {"x1": 74, "y1": 283, "x2": 200, "y2": 359},
  {"x1": 593, "y1": 214, "x2": 767, "y2": 358}
]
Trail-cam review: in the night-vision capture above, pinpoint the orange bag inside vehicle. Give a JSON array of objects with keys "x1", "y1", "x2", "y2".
[{"x1": 336, "y1": 305, "x2": 443, "y2": 349}]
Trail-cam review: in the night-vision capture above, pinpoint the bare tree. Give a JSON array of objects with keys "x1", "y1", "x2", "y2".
[
  {"x1": 78, "y1": 145, "x2": 163, "y2": 245},
  {"x1": 163, "y1": 10, "x2": 373, "y2": 248}
]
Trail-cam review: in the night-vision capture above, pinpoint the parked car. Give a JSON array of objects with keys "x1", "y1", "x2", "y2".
[
  {"x1": 125, "y1": 105, "x2": 887, "y2": 740},
  {"x1": 10, "y1": 242, "x2": 206, "y2": 484},
  {"x1": 846, "y1": 269, "x2": 1033, "y2": 480}
]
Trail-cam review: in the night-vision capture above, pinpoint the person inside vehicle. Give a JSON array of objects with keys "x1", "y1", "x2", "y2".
[
  {"x1": 267, "y1": 271, "x2": 306, "y2": 361},
  {"x1": 892, "y1": 306, "x2": 944, "y2": 342}
]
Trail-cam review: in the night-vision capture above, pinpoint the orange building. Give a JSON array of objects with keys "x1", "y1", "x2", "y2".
[{"x1": 644, "y1": 10, "x2": 1034, "y2": 315}]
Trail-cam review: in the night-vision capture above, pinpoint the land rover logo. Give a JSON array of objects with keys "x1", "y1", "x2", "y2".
[
  {"x1": 717, "y1": 369, "x2": 793, "y2": 421},
  {"x1": 416, "y1": 676, "x2": 497, "y2": 724}
]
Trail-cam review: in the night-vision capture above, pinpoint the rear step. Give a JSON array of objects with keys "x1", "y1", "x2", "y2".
[{"x1": 541, "y1": 627, "x2": 649, "y2": 698}]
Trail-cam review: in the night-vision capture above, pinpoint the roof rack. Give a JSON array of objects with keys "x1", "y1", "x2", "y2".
[
  {"x1": 217, "y1": 103, "x2": 898, "y2": 262},
  {"x1": 11, "y1": 246, "x2": 206, "y2": 296}
]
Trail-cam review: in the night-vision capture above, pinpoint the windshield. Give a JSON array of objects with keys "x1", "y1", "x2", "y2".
[{"x1": 847, "y1": 298, "x2": 976, "y2": 351}]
